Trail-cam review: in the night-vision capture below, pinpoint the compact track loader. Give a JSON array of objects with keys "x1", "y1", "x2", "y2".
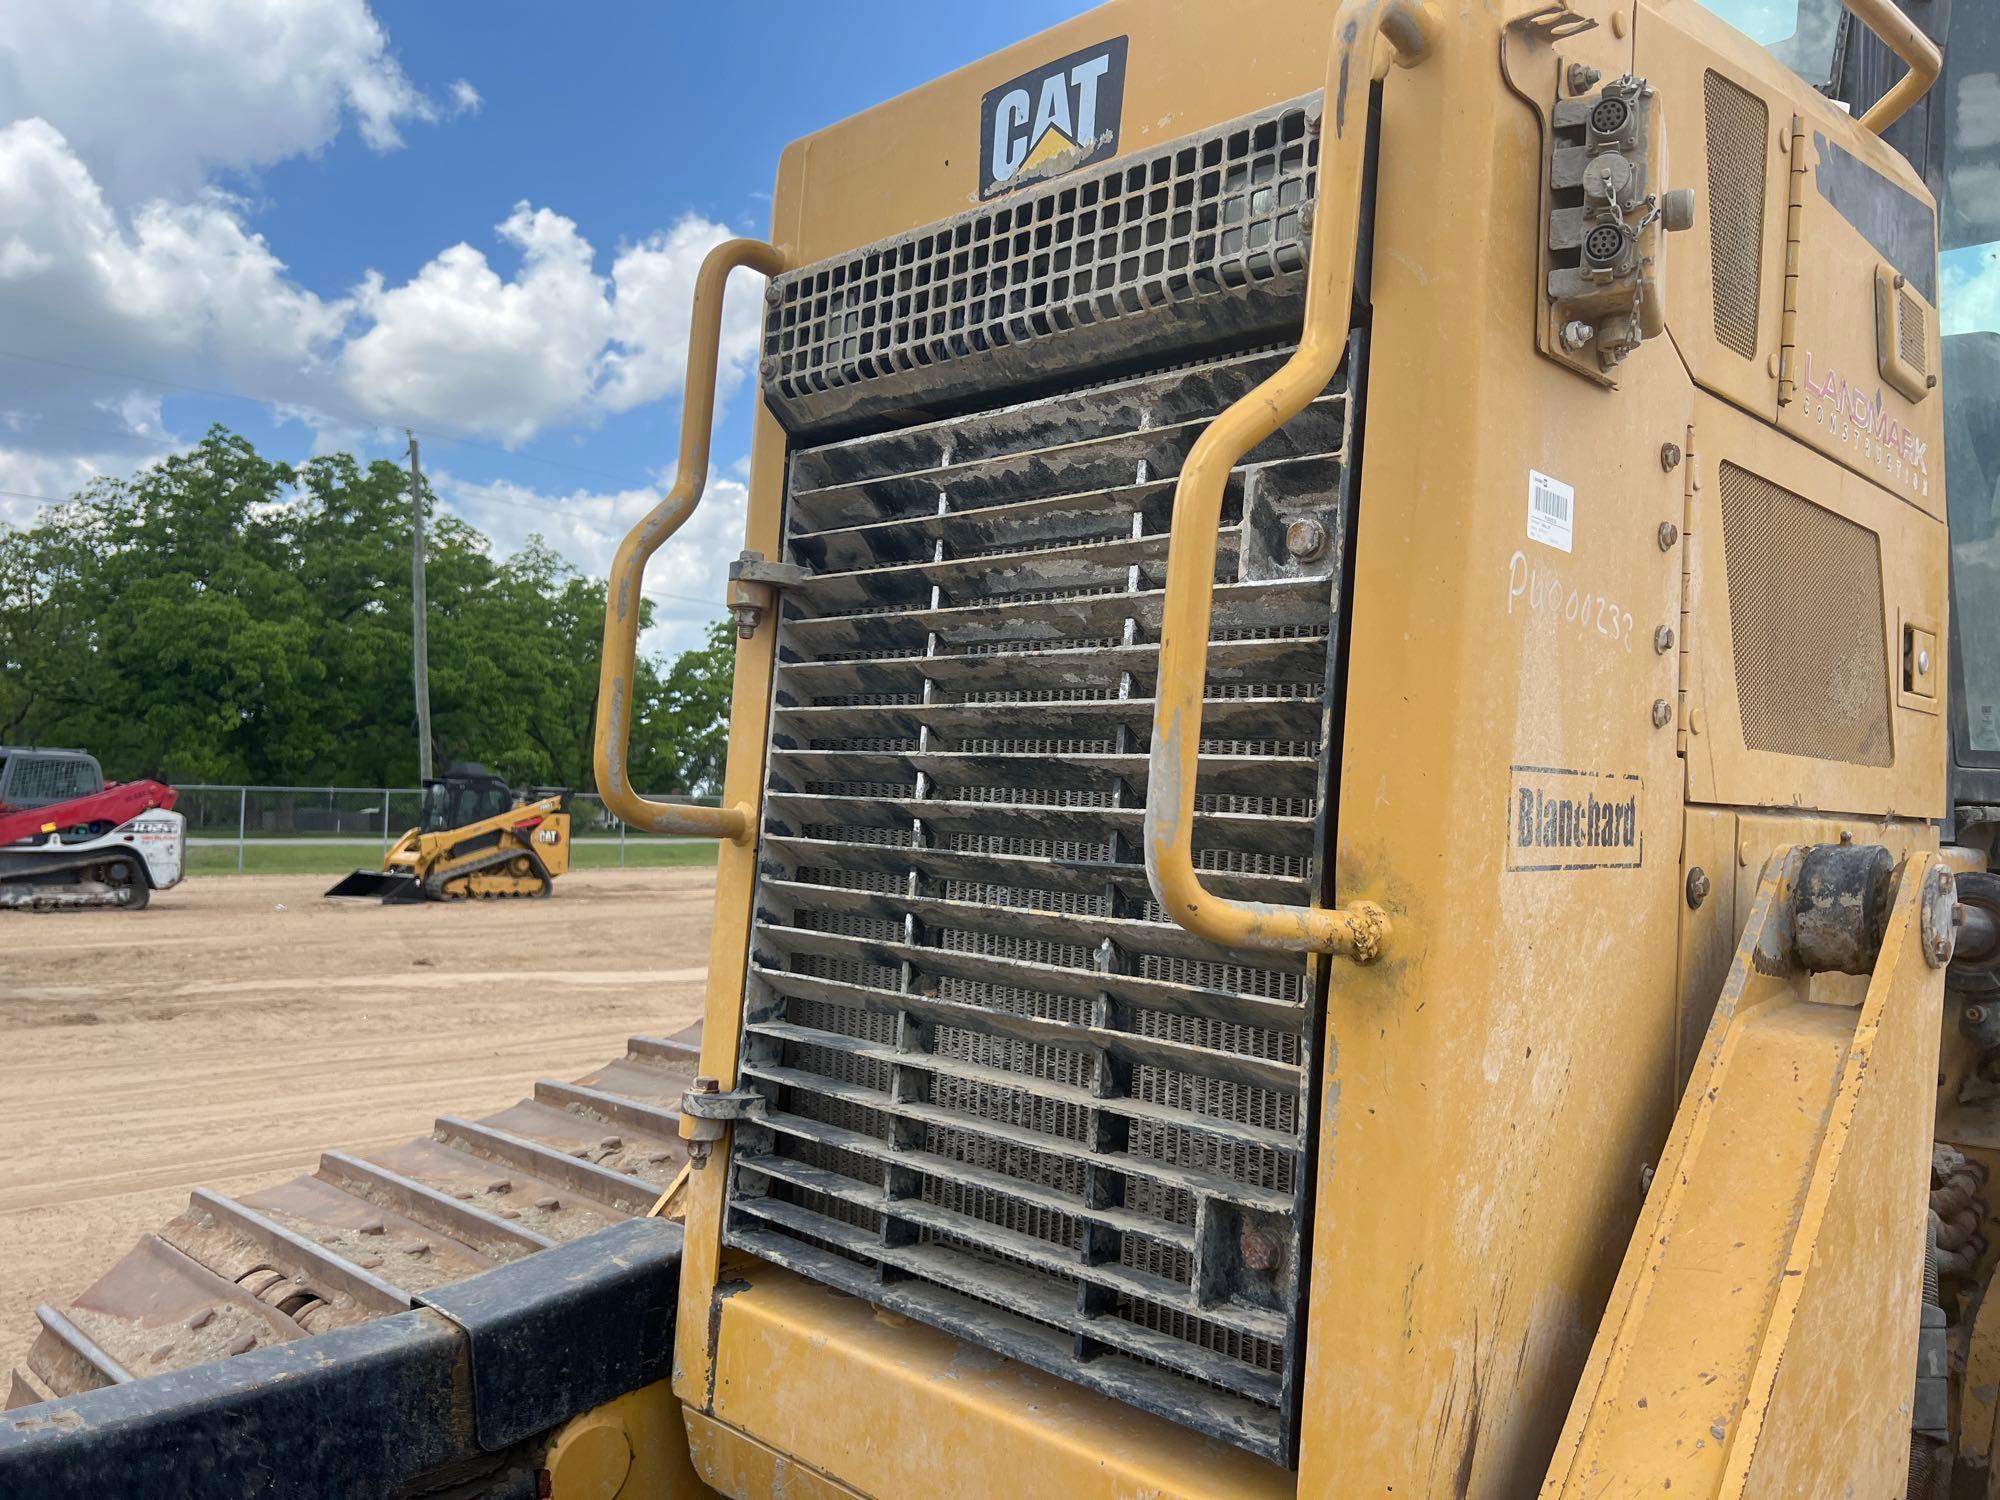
[
  {"x1": 0, "y1": 747, "x2": 183, "y2": 911},
  {"x1": 325, "y1": 763, "x2": 572, "y2": 903},
  {"x1": 6, "y1": 0, "x2": 2000, "y2": 1495}
]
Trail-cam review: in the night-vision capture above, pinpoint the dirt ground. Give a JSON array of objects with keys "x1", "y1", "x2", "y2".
[{"x1": 0, "y1": 867, "x2": 716, "y2": 1370}]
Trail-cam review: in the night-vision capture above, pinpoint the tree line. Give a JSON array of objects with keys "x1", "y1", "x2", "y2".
[{"x1": 0, "y1": 427, "x2": 733, "y2": 796}]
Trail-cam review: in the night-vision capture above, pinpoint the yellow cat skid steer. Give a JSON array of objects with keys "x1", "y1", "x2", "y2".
[{"x1": 325, "y1": 763, "x2": 571, "y2": 902}]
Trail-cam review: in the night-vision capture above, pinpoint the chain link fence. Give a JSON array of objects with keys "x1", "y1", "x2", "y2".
[{"x1": 175, "y1": 784, "x2": 717, "y2": 874}]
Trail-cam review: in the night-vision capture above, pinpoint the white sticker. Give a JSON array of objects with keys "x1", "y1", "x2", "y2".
[{"x1": 1527, "y1": 469, "x2": 1574, "y2": 553}]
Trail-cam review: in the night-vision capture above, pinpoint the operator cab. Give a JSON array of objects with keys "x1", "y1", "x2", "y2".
[
  {"x1": 419, "y1": 763, "x2": 517, "y2": 835},
  {"x1": 0, "y1": 748, "x2": 104, "y2": 812}
]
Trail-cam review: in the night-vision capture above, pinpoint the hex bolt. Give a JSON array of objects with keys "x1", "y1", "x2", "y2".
[
  {"x1": 1284, "y1": 517, "x2": 1330, "y2": 563},
  {"x1": 1657, "y1": 521, "x2": 1680, "y2": 552},
  {"x1": 1567, "y1": 62, "x2": 1603, "y2": 95},
  {"x1": 764, "y1": 282, "x2": 782, "y2": 305},
  {"x1": 1561, "y1": 320, "x2": 1596, "y2": 351},
  {"x1": 1298, "y1": 201, "x2": 1316, "y2": 235},
  {"x1": 1654, "y1": 625, "x2": 1675, "y2": 654},
  {"x1": 1239, "y1": 1228, "x2": 1281, "y2": 1272},
  {"x1": 1652, "y1": 698, "x2": 1673, "y2": 729},
  {"x1": 695, "y1": 1076, "x2": 720, "y2": 1094},
  {"x1": 1686, "y1": 866, "x2": 1711, "y2": 910},
  {"x1": 1660, "y1": 442, "x2": 1683, "y2": 472},
  {"x1": 758, "y1": 356, "x2": 776, "y2": 380},
  {"x1": 1919, "y1": 647, "x2": 1932, "y2": 676}
]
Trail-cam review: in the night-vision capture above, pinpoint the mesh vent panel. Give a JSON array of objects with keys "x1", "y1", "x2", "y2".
[
  {"x1": 1705, "y1": 70, "x2": 1768, "y2": 359},
  {"x1": 1718, "y1": 462, "x2": 1892, "y2": 766},
  {"x1": 1898, "y1": 287, "x2": 1928, "y2": 375}
]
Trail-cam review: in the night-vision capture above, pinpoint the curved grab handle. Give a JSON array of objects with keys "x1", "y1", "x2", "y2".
[
  {"x1": 1846, "y1": 0, "x2": 1942, "y2": 135},
  {"x1": 594, "y1": 237, "x2": 788, "y2": 843},
  {"x1": 1143, "y1": 0, "x2": 1439, "y2": 959}
]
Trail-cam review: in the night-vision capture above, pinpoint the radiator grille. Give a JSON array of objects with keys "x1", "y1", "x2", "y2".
[
  {"x1": 1718, "y1": 462, "x2": 1892, "y2": 766},
  {"x1": 1704, "y1": 70, "x2": 1768, "y2": 359},
  {"x1": 762, "y1": 98, "x2": 1319, "y2": 434},
  {"x1": 1897, "y1": 286, "x2": 1928, "y2": 375},
  {"x1": 727, "y1": 345, "x2": 1351, "y2": 1464}
]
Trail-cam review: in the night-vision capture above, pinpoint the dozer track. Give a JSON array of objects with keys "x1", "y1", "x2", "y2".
[{"x1": 5, "y1": 1025, "x2": 702, "y2": 1409}]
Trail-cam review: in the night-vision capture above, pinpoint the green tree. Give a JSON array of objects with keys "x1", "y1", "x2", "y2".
[
  {"x1": 641, "y1": 618, "x2": 737, "y2": 795},
  {"x1": 0, "y1": 427, "x2": 727, "y2": 802}
]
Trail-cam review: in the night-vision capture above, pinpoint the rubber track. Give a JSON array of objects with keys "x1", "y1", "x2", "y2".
[{"x1": 4, "y1": 1024, "x2": 703, "y2": 1409}]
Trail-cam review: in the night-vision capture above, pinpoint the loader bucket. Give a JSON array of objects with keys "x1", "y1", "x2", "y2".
[{"x1": 324, "y1": 869, "x2": 426, "y2": 902}]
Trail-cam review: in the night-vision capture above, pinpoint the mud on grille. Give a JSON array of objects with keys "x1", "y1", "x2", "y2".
[
  {"x1": 724, "y1": 345, "x2": 1353, "y2": 1464},
  {"x1": 761, "y1": 97, "x2": 1320, "y2": 438}
]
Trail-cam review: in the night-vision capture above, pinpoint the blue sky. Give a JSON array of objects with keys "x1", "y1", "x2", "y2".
[
  {"x1": 0, "y1": 1, "x2": 1093, "y2": 657},
  {"x1": 2, "y1": 1, "x2": 1994, "y2": 659}
]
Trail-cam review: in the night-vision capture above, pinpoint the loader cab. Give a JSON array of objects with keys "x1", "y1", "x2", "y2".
[
  {"x1": 420, "y1": 764, "x2": 516, "y2": 835},
  {"x1": 0, "y1": 748, "x2": 103, "y2": 811}
]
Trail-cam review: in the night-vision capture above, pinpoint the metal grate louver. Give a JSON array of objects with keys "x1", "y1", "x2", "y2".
[
  {"x1": 762, "y1": 98, "x2": 1321, "y2": 436},
  {"x1": 725, "y1": 344, "x2": 1354, "y2": 1464}
]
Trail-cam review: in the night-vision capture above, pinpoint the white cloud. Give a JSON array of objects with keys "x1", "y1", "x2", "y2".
[
  {"x1": 0, "y1": 0, "x2": 455, "y2": 202},
  {"x1": 1944, "y1": 245, "x2": 2000, "y2": 337},
  {"x1": 339, "y1": 207, "x2": 759, "y2": 442},
  {"x1": 449, "y1": 80, "x2": 483, "y2": 118},
  {"x1": 342, "y1": 205, "x2": 614, "y2": 443},
  {"x1": 432, "y1": 469, "x2": 746, "y2": 659},
  {"x1": 601, "y1": 218, "x2": 765, "y2": 414}
]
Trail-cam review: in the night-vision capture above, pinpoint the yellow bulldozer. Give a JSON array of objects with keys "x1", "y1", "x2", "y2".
[
  {"x1": 7, "y1": 0, "x2": 2000, "y2": 1495},
  {"x1": 325, "y1": 763, "x2": 572, "y2": 902}
]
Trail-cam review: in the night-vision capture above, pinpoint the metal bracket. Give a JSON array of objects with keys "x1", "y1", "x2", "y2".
[
  {"x1": 679, "y1": 1084, "x2": 767, "y2": 1122},
  {"x1": 679, "y1": 1077, "x2": 765, "y2": 1169},
  {"x1": 726, "y1": 549, "x2": 809, "y2": 638}
]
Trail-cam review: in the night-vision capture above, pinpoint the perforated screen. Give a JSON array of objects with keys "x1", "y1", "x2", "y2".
[
  {"x1": 1704, "y1": 70, "x2": 1769, "y2": 359},
  {"x1": 1718, "y1": 462, "x2": 1892, "y2": 767}
]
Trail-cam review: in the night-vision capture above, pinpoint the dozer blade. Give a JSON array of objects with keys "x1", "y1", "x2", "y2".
[{"x1": 323, "y1": 869, "x2": 426, "y2": 902}]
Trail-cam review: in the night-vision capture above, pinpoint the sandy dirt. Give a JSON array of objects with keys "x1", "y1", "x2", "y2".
[{"x1": 0, "y1": 867, "x2": 716, "y2": 1370}]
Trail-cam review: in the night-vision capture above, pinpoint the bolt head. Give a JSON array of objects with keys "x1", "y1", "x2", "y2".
[
  {"x1": 1657, "y1": 521, "x2": 1680, "y2": 551},
  {"x1": 1284, "y1": 517, "x2": 1330, "y2": 563},
  {"x1": 764, "y1": 282, "x2": 782, "y2": 305},
  {"x1": 1652, "y1": 698, "x2": 1673, "y2": 729},
  {"x1": 1919, "y1": 648, "x2": 1932, "y2": 676},
  {"x1": 1561, "y1": 320, "x2": 1596, "y2": 351},
  {"x1": 1686, "y1": 866, "x2": 1711, "y2": 909},
  {"x1": 1659, "y1": 442, "x2": 1683, "y2": 472},
  {"x1": 1654, "y1": 624, "x2": 1675, "y2": 654},
  {"x1": 758, "y1": 356, "x2": 777, "y2": 379},
  {"x1": 695, "y1": 1076, "x2": 720, "y2": 1094}
]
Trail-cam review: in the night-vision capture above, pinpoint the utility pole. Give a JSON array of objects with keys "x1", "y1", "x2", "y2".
[{"x1": 407, "y1": 431, "x2": 433, "y2": 783}]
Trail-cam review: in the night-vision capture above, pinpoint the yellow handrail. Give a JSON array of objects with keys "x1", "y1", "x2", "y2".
[
  {"x1": 593, "y1": 236, "x2": 788, "y2": 843},
  {"x1": 1847, "y1": 0, "x2": 1943, "y2": 135},
  {"x1": 1143, "y1": 0, "x2": 1439, "y2": 959}
]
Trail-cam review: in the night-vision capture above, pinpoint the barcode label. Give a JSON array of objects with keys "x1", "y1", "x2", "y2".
[{"x1": 1527, "y1": 469, "x2": 1574, "y2": 552}]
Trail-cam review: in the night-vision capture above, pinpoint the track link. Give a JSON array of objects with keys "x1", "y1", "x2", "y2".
[{"x1": 5, "y1": 1025, "x2": 702, "y2": 1409}]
